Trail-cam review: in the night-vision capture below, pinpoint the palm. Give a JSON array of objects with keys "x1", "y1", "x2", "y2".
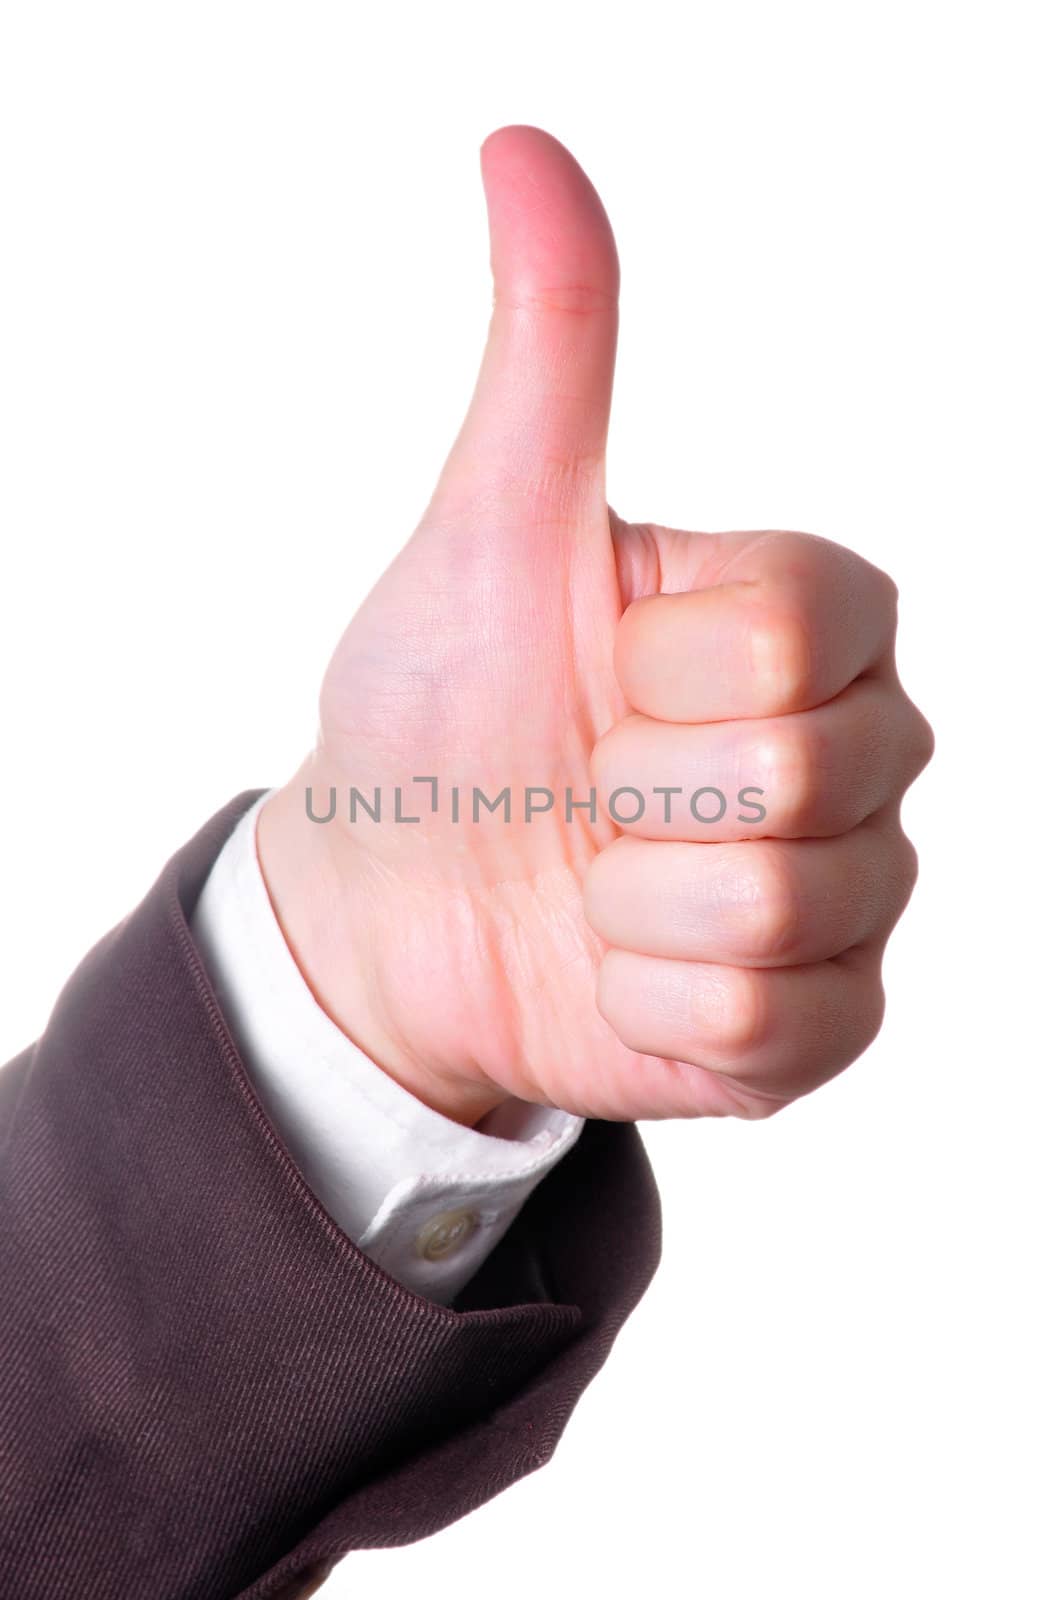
[
  {"x1": 319, "y1": 503, "x2": 657, "y2": 1118},
  {"x1": 316, "y1": 468, "x2": 751, "y2": 1120}
]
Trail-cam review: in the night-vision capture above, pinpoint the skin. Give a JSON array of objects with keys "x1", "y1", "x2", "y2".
[{"x1": 256, "y1": 126, "x2": 934, "y2": 1130}]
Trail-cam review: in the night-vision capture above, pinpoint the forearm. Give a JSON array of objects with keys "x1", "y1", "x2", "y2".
[{"x1": 0, "y1": 793, "x2": 661, "y2": 1598}]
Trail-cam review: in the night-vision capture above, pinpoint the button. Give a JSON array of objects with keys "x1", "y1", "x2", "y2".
[{"x1": 415, "y1": 1208, "x2": 479, "y2": 1262}]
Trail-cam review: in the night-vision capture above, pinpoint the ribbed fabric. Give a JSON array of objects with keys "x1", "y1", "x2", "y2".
[{"x1": 0, "y1": 792, "x2": 663, "y2": 1599}]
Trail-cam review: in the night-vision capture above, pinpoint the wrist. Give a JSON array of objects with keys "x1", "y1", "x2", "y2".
[{"x1": 256, "y1": 770, "x2": 512, "y2": 1130}]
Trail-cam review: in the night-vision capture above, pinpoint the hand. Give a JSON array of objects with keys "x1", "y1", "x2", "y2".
[{"x1": 257, "y1": 126, "x2": 933, "y2": 1128}]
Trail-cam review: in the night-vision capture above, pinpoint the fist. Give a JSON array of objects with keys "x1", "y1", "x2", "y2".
[
  {"x1": 586, "y1": 524, "x2": 933, "y2": 1115},
  {"x1": 257, "y1": 127, "x2": 933, "y2": 1128}
]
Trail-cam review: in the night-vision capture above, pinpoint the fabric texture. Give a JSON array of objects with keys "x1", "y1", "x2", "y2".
[
  {"x1": 189, "y1": 789, "x2": 585, "y2": 1305},
  {"x1": 0, "y1": 791, "x2": 662, "y2": 1599}
]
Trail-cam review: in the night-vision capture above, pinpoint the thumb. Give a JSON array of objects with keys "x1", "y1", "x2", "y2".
[{"x1": 429, "y1": 126, "x2": 620, "y2": 521}]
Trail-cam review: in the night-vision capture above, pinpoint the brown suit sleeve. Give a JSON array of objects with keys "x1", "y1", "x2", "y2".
[{"x1": 0, "y1": 792, "x2": 662, "y2": 1599}]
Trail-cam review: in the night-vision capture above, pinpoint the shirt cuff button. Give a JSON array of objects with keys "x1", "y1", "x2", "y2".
[{"x1": 415, "y1": 1208, "x2": 480, "y2": 1262}]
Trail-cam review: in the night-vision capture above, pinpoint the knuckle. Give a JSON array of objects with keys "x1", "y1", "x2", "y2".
[
  {"x1": 758, "y1": 724, "x2": 820, "y2": 832},
  {"x1": 881, "y1": 567, "x2": 901, "y2": 613},
  {"x1": 731, "y1": 848, "x2": 804, "y2": 961},
  {"x1": 868, "y1": 561, "x2": 900, "y2": 621},
  {"x1": 833, "y1": 961, "x2": 887, "y2": 1057},
  {"x1": 498, "y1": 282, "x2": 618, "y2": 318},
  {"x1": 909, "y1": 702, "x2": 936, "y2": 775},
  {"x1": 747, "y1": 528, "x2": 825, "y2": 571},
  {"x1": 856, "y1": 972, "x2": 888, "y2": 1050},
  {"x1": 696, "y1": 966, "x2": 773, "y2": 1058},
  {"x1": 894, "y1": 827, "x2": 920, "y2": 905},
  {"x1": 750, "y1": 607, "x2": 816, "y2": 712}
]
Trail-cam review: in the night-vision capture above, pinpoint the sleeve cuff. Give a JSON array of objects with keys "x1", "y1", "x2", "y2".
[{"x1": 188, "y1": 791, "x2": 585, "y2": 1303}]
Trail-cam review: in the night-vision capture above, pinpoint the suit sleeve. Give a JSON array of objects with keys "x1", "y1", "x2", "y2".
[{"x1": 0, "y1": 792, "x2": 662, "y2": 1600}]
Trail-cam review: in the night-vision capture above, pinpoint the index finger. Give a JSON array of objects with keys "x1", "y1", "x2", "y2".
[{"x1": 614, "y1": 530, "x2": 898, "y2": 723}]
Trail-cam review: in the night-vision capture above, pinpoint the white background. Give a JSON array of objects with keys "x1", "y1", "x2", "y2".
[{"x1": 2, "y1": 3, "x2": 1060, "y2": 1596}]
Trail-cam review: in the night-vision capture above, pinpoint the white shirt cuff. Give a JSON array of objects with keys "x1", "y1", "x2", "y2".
[{"x1": 189, "y1": 791, "x2": 585, "y2": 1305}]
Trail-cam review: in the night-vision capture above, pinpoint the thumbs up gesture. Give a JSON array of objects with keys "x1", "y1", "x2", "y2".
[{"x1": 257, "y1": 127, "x2": 933, "y2": 1129}]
